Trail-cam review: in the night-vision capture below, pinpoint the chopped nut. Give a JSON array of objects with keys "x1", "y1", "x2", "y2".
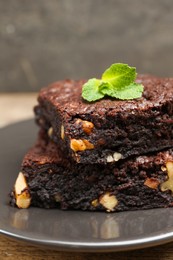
[
  {"x1": 82, "y1": 121, "x2": 94, "y2": 134},
  {"x1": 106, "y1": 153, "x2": 122, "y2": 163},
  {"x1": 70, "y1": 138, "x2": 94, "y2": 152},
  {"x1": 144, "y1": 178, "x2": 160, "y2": 189},
  {"x1": 91, "y1": 199, "x2": 99, "y2": 207},
  {"x1": 48, "y1": 127, "x2": 53, "y2": 137},
  {"x1": 83, "y1": 139, "x2": 94, "y2": 149},
  {"x1": 15, "y1": 192, "x2": 31, "y2": 209},
  {"x1": 76, "y1": 119, "x2": 94, "y2": 135},
  {"x1": 106, "y1": 155, "x2": 114, "y2": 163},
  {"x1": 99, "y1": 192, "x2": 118, "y2": 212},
  {"x1": 70, "y1": 139, "x2": 87, "y2": 152},
  {"x1": 14, "y1": 172, "x2": 31, "y2": 209},
  {"x1": 113, "y1": 152, "x2": 122, "y2": 162},
  {"x1": 160, "y1": 161, "x2": 173, "y2": 193},
  {"x1": 161, "y1": 166, "x2": 167, "y2": 172},
  {"x1": 61, "y1": 125, "x2": 65, "y2": 140}
]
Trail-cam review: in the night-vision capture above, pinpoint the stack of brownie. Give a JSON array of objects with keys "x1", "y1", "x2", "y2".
[{"x1": 10, "y1": 74, "x2": 173, "y2": 212}]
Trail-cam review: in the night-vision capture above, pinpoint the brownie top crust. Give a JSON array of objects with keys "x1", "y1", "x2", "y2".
[{"x1": 38, "y1": 74, "x2": 173, "y2": 117}]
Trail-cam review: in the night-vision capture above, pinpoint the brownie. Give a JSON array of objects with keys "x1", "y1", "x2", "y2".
[
  {"x1": 34, "y1": 74, "x2": 173, "y2": 164},
  {"x1": 10, "y1": 138, "x2": 173, "y2": 212}
]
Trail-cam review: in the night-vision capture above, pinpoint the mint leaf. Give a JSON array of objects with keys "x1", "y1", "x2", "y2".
[
  {"x1": 99, "y1": 82, "x2": 144, "y2": 100},
  {"x1": 82, "y1": 78, "x2": 104, "y2": 102},
  {"x1": 82, "y1": 63, "x2": 144, "y2": 102},
  {"x1": 99, "y1": 82, "x2": 114, "y2": 96},
  {"x1": 102, "y1": 63, "x2": 136, "y2": 88}
]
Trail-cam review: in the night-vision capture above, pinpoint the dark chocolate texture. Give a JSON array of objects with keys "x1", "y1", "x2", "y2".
[
  {"x1": 10, "y1": 138, "x2": 173, "y2": 212},
  {"x1": 34, "y1": 74, "x2": 173, "y2": 164}
]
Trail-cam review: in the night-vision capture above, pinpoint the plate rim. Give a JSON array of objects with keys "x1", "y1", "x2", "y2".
[{"x1": 1, "y1": 226, "x2": 173, "y2": 252}]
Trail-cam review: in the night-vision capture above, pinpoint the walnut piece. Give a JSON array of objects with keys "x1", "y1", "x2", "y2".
[
  {"x1": 91, "y1": 199, "x2": 99, "y2": 207},
  {"x1": 82, "y1": 121, "x2": 94, "y2": 134},
  {"x1": 144, "y1": 178, "x2": 159, "y2": 189},
  {"x1": 48, "y1": 127, "x2": 53, "y2": 137},
  {"x1": 161, "y1": 166, "x2": 167, "y2": 172},
  {"x1": 99, "y1": 192, "x2": 118, "y2": 212},
  {"x1": 106, "y1": 152, "x2": 122, "y2": 163},
  {"x1": 76, "y1": 119, "x2": 94, "y2": 134},
  {"x1": 160, "y1": 161, "x2": 173, "y2": 193},
  {"x1": 14, "y1": 172, "x2": 31, "y2": 209},
  {"x1": 70, "y1": 138, "x2": 94, "y2": 152},
  {"x1": 106, "y1": 155, "x2": 114, "y2": 163},
  {"x1": 113, "y1": 152, "x2": 122, "y2": 161},
  {"x1": 61, "y1": 125, "x2": 65, "y2": 140},
  {"x1": 83, "y1": 139, "x2": 94, "y2": 149}
]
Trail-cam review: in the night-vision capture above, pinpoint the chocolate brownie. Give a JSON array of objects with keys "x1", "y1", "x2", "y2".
[
  {"x1": 10, "y1": 138, "x2": 173, "y2": 212},
  {"x1": 34, "y1": 74, "x2": 173, "y2": 164}
]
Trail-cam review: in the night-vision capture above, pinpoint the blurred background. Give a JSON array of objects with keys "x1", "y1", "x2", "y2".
[{"x1": 0, "y1": 0, "x2": 173, "y2": 92}]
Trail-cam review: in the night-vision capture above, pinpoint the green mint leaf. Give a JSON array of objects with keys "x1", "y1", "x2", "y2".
[
  {"x1": 105, "y1": 83, "x2": 144, "y2": 100},
  {"x1": 82, "y1": 78, "x2": 104, "y2": 102},
  {"x1": 102, "y1": 63, "x2": 136, "y2": 88},
  {"x1": 82, "y1": 63, "x2": 144, "y2": 102},
  {"x1": 99, "y1": 82, "x2": 114, "y2": 96}
]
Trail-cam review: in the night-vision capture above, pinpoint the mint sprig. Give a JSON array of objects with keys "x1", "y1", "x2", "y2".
[{"x1": 82, "y1": 63, "x2": 144, "y2": 102}]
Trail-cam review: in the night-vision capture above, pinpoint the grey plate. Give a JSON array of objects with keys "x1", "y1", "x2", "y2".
[{"x1": 1, "y1": 120, "x2": 173, "y2": 252}]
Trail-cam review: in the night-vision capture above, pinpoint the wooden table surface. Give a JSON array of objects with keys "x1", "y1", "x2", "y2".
[{"x1": 1, "y1": 93, "x2": 173, "y2": 260}]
